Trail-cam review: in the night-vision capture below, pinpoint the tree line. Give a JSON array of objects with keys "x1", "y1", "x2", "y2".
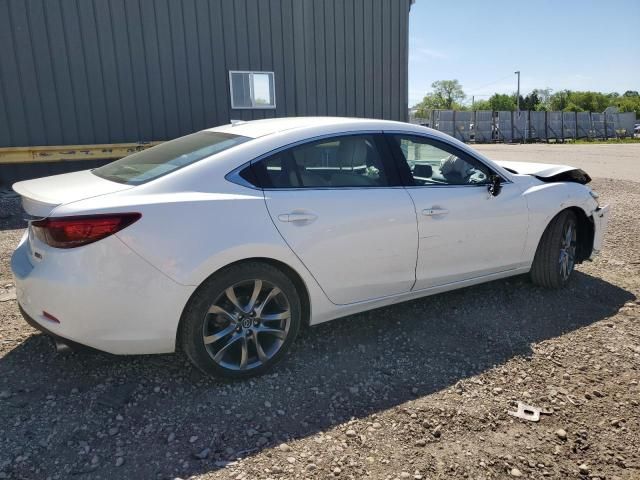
[{"x1": 414, "y1": 80, "x2": 640, "y2": 117}]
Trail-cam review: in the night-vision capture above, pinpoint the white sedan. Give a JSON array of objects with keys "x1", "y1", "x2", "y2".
[{"x1": 11, "y1": 117, "x2": 609, "y2": 378}]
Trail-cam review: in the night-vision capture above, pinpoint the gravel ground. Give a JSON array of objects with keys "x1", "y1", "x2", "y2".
[{"x1": 0, "y1": 172, "x2": 639, "y2": 479}]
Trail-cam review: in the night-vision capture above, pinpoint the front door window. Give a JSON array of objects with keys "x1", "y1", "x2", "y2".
[{"x1": 393, "y1": 136, "x2": 493, "y2": 186}]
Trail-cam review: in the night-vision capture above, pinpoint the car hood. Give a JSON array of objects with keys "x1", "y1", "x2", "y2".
[
  {"x1": 12, "y1": 170, "x2": 133, "y2": 217},
  {"x1": 496, "y1": 161, "x2": 591, "y2": 184}
]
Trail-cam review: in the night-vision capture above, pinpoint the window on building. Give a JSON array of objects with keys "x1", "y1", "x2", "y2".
[{"x1": 229, "y1": 71, "x2": 276, "y2": 109}]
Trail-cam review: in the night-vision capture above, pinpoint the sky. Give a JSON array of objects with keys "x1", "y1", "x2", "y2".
[{"x1": 408, "y1": 0, "x2": 640, "y2": 107}]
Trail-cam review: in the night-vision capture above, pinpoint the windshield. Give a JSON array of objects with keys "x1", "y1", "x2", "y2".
[{"x1": 93, "y1": 131, "x2": 250, "y2": 185}]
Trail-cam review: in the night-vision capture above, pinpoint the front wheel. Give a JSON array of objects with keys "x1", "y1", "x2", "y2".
[
  {"x1": 179, "y1": 262, "x2": 301, "y2": 378},
  {"x1": 530, "y1": 210, "x2": 578, "y2": 288}
]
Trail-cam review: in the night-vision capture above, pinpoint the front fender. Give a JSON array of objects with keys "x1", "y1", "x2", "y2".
[{"x1": 521, "y1": 181, "x2": 599, "y2": 264}]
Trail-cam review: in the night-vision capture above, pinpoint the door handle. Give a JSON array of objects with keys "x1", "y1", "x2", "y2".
[
  {"x1": 278, "y1": 212, "x2": 318, "y2": 223},
  {"x1": 422, "y1": 208, "x2": 449, "y2": 217}
]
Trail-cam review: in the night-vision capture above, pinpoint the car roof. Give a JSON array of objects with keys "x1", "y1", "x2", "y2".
[{"x1": 206, "y1": 116, "x2": 414, "y2": 139}]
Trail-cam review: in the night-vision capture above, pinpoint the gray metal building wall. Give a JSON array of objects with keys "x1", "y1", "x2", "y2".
[{"x1": 0, "y1": 0, "x2": 411, "y2": 149}]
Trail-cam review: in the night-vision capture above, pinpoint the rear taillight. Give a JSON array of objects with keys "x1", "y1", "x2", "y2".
[{"x1": 32, "y1": 213, "x2": 141, "y2": 249}]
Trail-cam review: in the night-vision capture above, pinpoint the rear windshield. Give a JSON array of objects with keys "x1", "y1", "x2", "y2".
[{"x1": 93, "y1": 131, "x2": 249, "y2": 185}]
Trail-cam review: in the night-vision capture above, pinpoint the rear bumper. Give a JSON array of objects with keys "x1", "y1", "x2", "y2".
[
  {"x1": 11, "y1": 231, "x2": 195, "y2": 355},
  {"x1": 18, "y1": 302, "x2": 102, "y2": 353},
  {"x1": 591, "y1": 204, "x2": 610, "y2": 257}
]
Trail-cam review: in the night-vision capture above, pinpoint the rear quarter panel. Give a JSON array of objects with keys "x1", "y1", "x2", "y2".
[{"x1": 51, "y1": 182, "x2": 336, "y2": 325}]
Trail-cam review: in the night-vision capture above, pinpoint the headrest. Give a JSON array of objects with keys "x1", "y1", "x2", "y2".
[
  {"x1": 337, "y1": 138, "x2": 368, "y2": 166},
  {"x1": 413, "y1": 164, "x2": 433, "y2": 178},
  {"x1": 441, "y1": 155, "x2": 468, "y2": 177}
]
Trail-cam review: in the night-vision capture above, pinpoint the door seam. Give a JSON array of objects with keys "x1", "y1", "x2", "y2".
[
  {"x1": 259, "y1": 190, "x2": 338, "y2": 305},
  {"x1": 401, "y1": 186, "x2": 420, "y2": 291}
]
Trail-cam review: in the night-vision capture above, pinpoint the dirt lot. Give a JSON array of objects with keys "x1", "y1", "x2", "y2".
[{"x1": 0, "y1": 144, "x2": 638, "y2": 480}]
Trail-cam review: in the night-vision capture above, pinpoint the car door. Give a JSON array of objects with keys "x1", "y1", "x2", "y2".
[
  {"x1": 387, "y1": 133, "x2": 529, "y2": 290},
  {"x1": 251, "y1": 133, "x2": 418, "y2": 305}
]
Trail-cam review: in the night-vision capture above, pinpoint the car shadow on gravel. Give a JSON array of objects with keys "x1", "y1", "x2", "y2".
[{"x1": 0, "y1": 271, "x2": 634, "y2": 479}]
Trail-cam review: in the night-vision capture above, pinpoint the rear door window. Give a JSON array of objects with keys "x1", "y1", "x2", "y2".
[{"x1": 93, "y1": 131, "x2": 249, "y2": 185}]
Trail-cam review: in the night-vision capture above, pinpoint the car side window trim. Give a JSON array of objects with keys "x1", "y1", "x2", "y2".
[
  {"x1": 226, "y1": 130, "x2": 510, "y2": 190},
  {"x1": 382, "y1": 132, "x2": 510, "y2": 188},
  {"x1": 233, "y1": 131, "x2": 404, "y2": 190}
]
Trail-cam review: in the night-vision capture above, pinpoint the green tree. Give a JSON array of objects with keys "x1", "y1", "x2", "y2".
[
  {"x1": 415, "y1": 85, "x2": 639, "y2": 116},
  {"x1": 532, "y1": 88, "x2": 553, "y2": 111},
  {"x1": 430, "y1": 80, "x2": 466, "y2": 109},
  {"x1": 414, "y1": 93, "x2": 448, "y2": 116},
  {"x1": 521, "y1": 91, "x2": 540, "y2": 110},
  {"x1": 488, "y1": 93, "x2": 516, "y2": 111},
  {"x1": 414, "y1": 79, "x2": 466, "y2": 117},
  {"x1": 471, "y1": 99, "x2": 492, "y2": 111},
  {"x1": 614, "y1": 95, "x2": 640, "y2": 117},
  {"x1": 571, "y1": 91, "x2": 610, "y2": 112},
  {"x1": 563, "y1": 102, "x2": 585, "y2": 112},
  {"x1": 550, "y1": 90, "x2": 616, "y2": 112},
  {"x1": 550, "y1": 90, "x2": 570, "y2": 111},
  {"x1": 413, "y1": 94, "x2": 435, "y2": 117}
]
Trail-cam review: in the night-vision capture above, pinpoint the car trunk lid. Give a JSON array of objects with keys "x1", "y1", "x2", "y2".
[{"x1": 12, "y1": 170, "x2": 133, "y2": 217}]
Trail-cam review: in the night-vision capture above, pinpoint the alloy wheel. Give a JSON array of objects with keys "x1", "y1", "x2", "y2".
[
  {"x1": 558, "y1": 221, "x2": 577, "y2": 281},
  {"x1": 202, "y1": 279, "x2": 291, "y2": 371}
]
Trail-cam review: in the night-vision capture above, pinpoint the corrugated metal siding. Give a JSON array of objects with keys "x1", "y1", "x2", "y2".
[{"x1": 0, "y1": 0, "x2": 411, "y2": 151}]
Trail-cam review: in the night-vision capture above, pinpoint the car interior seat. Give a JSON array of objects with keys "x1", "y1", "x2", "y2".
[
  {"x1": 412, "y1": 164, "x2": 433, "y2": 179},
  {"x1": 440, "y1": 155, "x2": 470, "y2": 184}
]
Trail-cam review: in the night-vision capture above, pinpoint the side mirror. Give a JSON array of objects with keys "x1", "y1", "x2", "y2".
[{"x1": 488, "y1": 175, "x2": 502, "y2": 197}]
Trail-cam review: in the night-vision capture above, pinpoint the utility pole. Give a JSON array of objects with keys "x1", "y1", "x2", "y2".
[
  {"x1": 515, "y1": 70, "x2": 521, "y2": 111},
  {"x1": 472, "y1": 95, "x2": 475, "y2": 110}
]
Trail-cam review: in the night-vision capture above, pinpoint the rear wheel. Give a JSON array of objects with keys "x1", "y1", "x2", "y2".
[
  {"x1": 179, "y1": 262, "x2": 301, "y2": 378},
  {"x1": 530, "y1": 210, "x2": 578, "y2": 288}
]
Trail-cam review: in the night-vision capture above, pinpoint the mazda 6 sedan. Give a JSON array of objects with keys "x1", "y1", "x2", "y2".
[{"x1": 11, "y1": 117, "x2": 609, "y2": 378}]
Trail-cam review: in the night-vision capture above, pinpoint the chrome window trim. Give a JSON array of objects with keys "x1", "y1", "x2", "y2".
[
  {"x1": 252, "y1": 130, "x2": 384, "y2": 164},
  {"x1": 263, "y1": 186, "x2": 407, "y2": 192},
  {"x1": 402, "y1": 183, "x2": 503, "y2": 189}
]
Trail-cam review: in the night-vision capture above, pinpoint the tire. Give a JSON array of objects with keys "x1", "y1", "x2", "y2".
[
  {"x1": 530, "y1": 210, "x2": 578, "y2": 288},
  {"x1": 179, "y1": 262, "x2": 302, "y2": 379}
]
